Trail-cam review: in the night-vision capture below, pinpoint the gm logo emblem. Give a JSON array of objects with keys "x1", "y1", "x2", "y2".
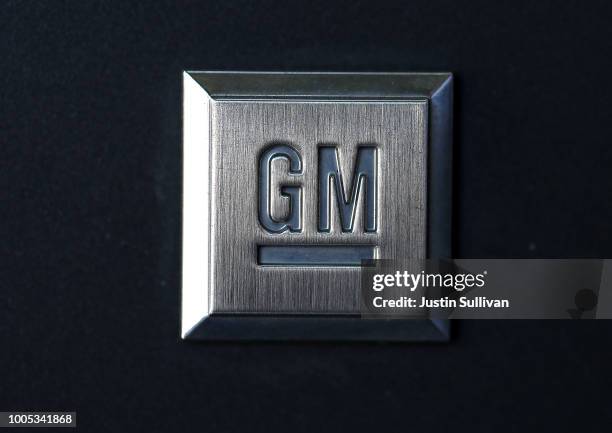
[
  {"x1": 257, "y1": 143, "x2": 378, "y2": 266},
  {"x1": 182, "y1": 71, "x2": 452, "y2": 340}
]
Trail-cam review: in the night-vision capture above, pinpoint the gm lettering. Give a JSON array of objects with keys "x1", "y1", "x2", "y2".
[{"x1": 258, "y1": 143, "x2": 378, "y2": 234}]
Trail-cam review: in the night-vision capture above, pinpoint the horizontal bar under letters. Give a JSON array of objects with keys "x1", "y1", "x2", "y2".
[{"x1": 257, "y1": 245, "x2": 377, "y2": 266}]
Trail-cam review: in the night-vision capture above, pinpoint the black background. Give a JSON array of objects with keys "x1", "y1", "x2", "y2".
[{"x1": 3, "y1": 1, "x2": 612, "y2": 431}]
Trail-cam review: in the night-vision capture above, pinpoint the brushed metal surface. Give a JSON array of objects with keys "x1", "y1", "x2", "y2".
[
  {"x1": 182, "y1": 72, "x2": 453, "y2": 340},
  {"x1": 214, "y1": 99, "x2": 426, "y2": 313}
]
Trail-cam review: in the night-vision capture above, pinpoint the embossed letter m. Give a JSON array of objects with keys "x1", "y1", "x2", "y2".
[{"x1": 318, "y1": 146, "x2": 377, "y2": 233}]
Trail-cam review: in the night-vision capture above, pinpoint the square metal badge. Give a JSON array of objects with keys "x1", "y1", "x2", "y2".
[{"x1": 182, "y1": 72, "x2": 452, "y2": 341}]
